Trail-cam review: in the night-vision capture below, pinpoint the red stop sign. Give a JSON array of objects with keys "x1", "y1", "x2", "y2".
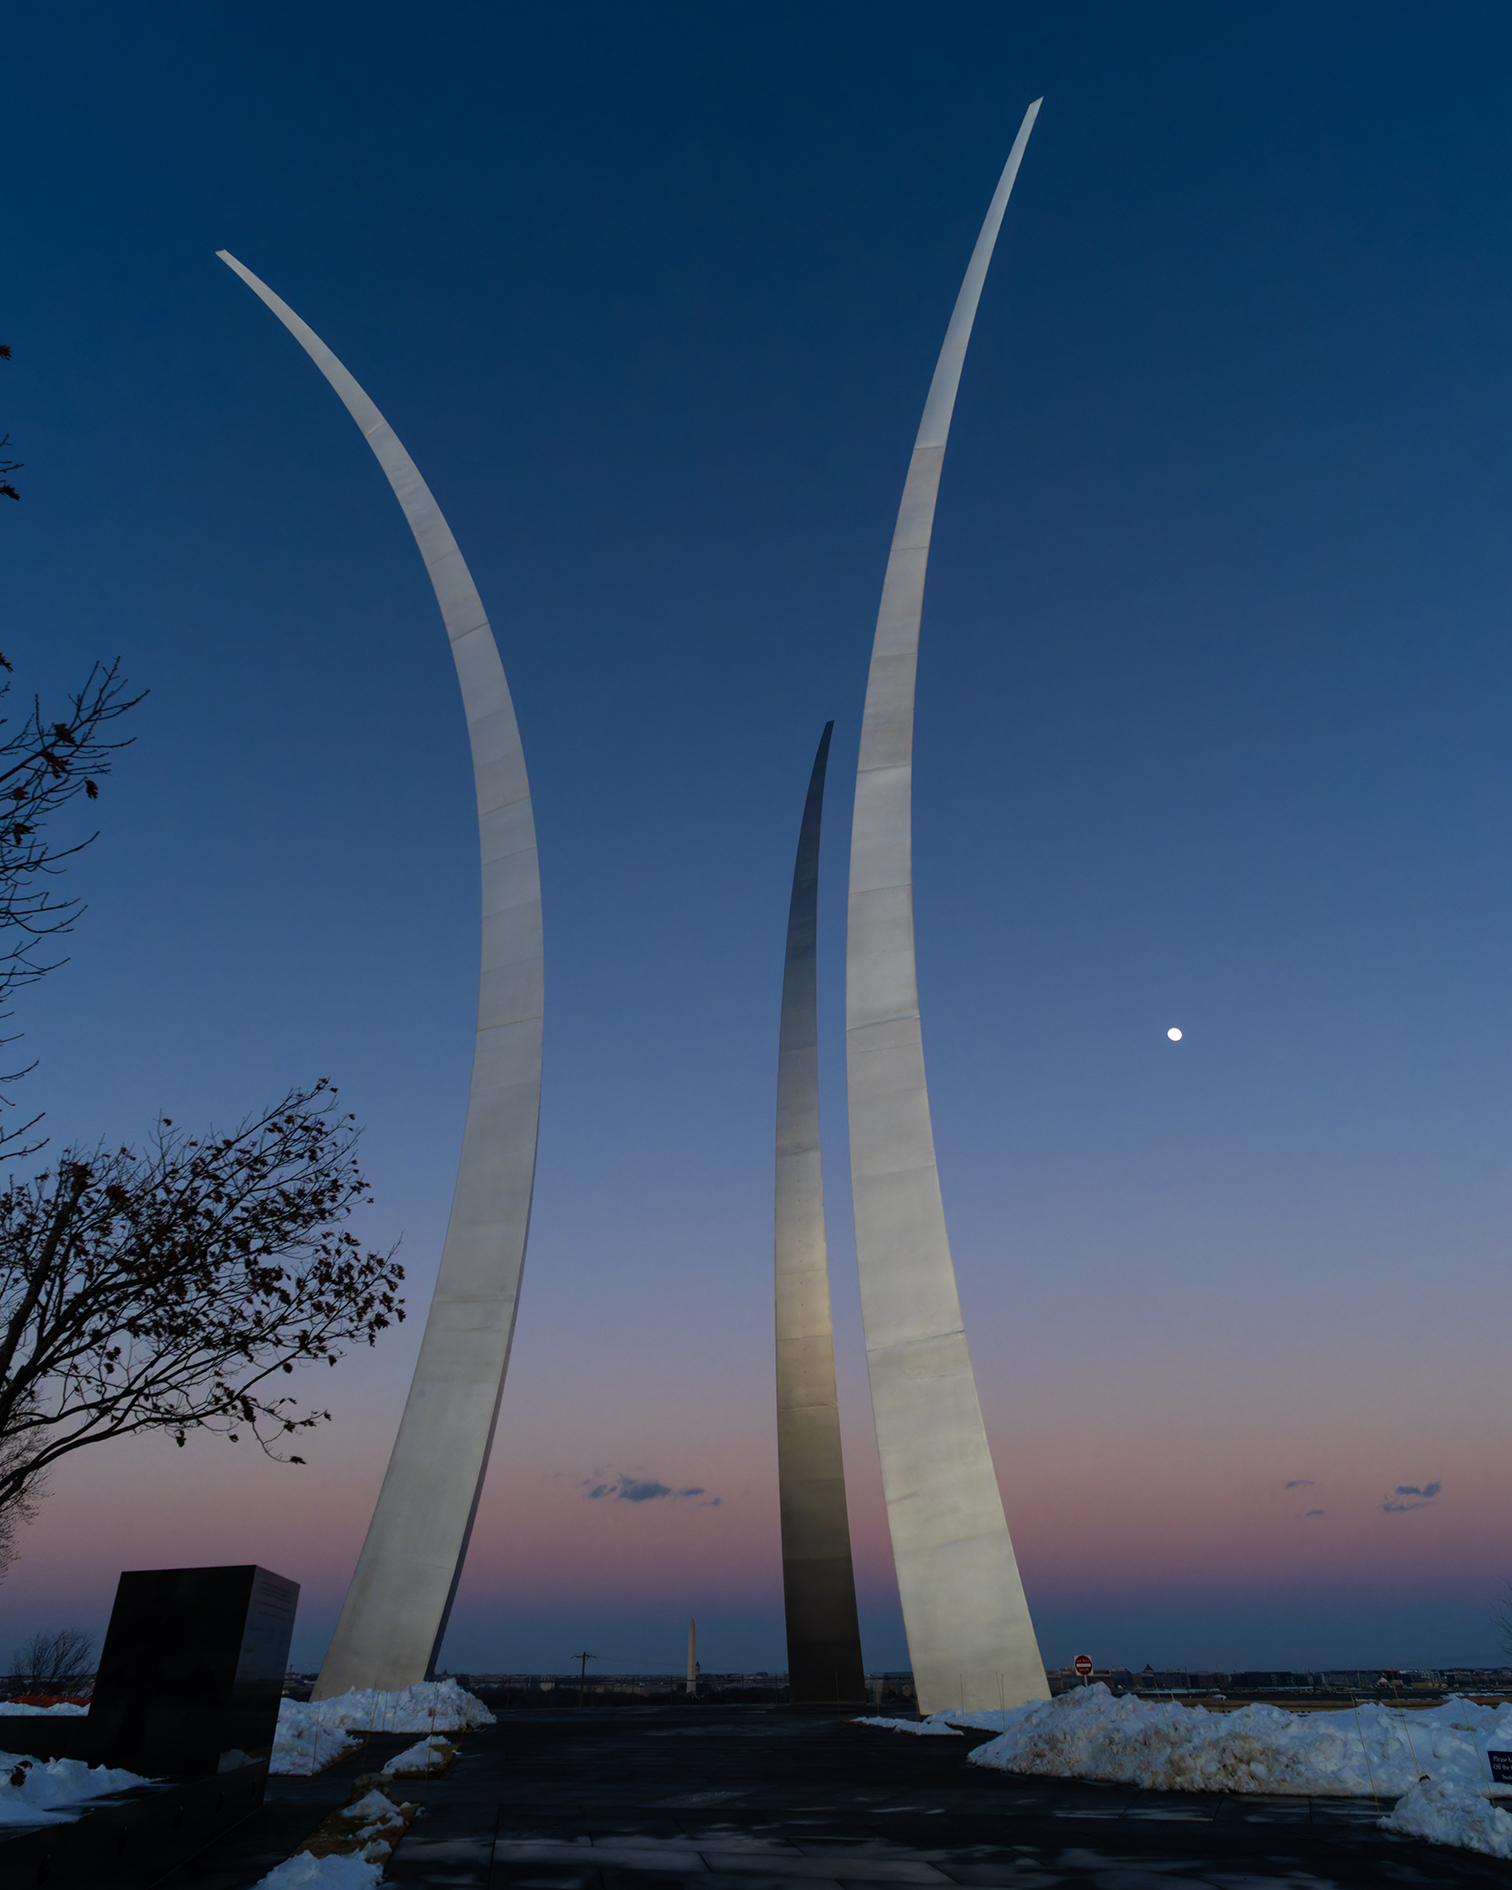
[{"x1": 1073, "y1": 1654, "x2": 1094, "y2": 1678}]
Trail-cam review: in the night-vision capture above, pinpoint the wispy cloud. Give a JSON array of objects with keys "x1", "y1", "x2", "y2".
[
  {"x1": 1382, "y1": 1479, "x2": 1442, "y2": 1514},
  {"x1": 582, "y1": 1471, "x2": 713, "y2": 1506},
  {"x1": 1305, "y1": 1509, "x2": 1325, "y2": 1517},
  {"x1": 1284, "y1": 1480, "x2": 1316, "y2": 1490}
]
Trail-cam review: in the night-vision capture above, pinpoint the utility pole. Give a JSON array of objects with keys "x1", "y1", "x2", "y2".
[
  {"x1": 570, "y1": 1651, "x2": 596, "y2": 1708},
  {"x1": 687, "y1": 1618, "x2": 698, "y2": 1698}
]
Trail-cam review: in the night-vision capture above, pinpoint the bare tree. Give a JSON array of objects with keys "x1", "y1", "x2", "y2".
[
  {"x1": 0, "y1": 657, "x2": 408, "y2": 1576},
  {"x1": 1, "y1": 341, "x2": 18, "y2": 502},
  {"x1": 0, "y1": 1083, "x2": 404, "y2": 1522},
  {"x1": 10, "y1": 1626, "x2": 92, "y2": 1694},
  {"x1": 0, "y1": 661, "x2": 138, "y2": 997},
  {"x1": 0, "y1": 1421, "x2": 39, "y2": 1585},
  {"x1": 0, "y1": 353, "x2": 143, "y2": 1132},
  {"x1": 1491, "y1": 1583, "x2": 1512, "y2": 1660},
  {"x1": 0, "y1": 656, "x2": 139, "y2": 1151},
  {"x1": 0, "y1": 465, "x2": 404, "y2": 1570}
]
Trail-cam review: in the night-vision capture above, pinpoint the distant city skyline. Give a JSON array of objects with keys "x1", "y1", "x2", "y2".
[{"x1": 4, "y1": 0, "x2": 1512, "y2": 1675}]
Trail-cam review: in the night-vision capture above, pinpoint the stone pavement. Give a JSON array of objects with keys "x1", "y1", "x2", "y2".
[{"x1": 164, "y1": 1705, "x2": 1511, "y2": 1888}]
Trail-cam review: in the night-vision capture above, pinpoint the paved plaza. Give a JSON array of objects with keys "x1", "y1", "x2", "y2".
[{"x1": 165, "y1": 1704, "x2": 1510, "y2": 1888}]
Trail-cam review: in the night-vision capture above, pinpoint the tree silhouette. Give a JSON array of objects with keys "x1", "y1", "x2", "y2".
[
  {"x1": 0, "y1": 1083, "x2": 403, "y2": 1531},
  {"x1": 1, "y1": 342, "x2": 19, "y2": 501}
]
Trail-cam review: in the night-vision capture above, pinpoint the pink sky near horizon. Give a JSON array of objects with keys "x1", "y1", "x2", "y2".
[{"x1": 4, "y1": 1266, "x2": 1504, "y2": 1676}]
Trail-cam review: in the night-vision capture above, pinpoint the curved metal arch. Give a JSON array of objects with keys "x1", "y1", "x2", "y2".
[
  {"x1": 775, "y1": 720, "x2": 866, "y2": 1704},
  {"x1": 843, "y1": 105, "x2": 1048, "y2": 1716},
  {"x1": 219, "y1": 251, "x2": 544, "y2": 1694}
]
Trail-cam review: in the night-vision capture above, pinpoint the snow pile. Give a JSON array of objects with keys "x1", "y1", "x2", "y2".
[
  {"x1": 271, "y1": 1710, "x2": 361, "y2": 1777},
  {"x1": 253, "y1": 1854, "x2": 383, "y2": 1890},
  {"x1": 853, "y1": 1717, "x2": 963, "y2": 1737},
  {"x1": 381, "y1": 1734, "x2": 453, "y2": 1777},
  {"x1": 343, "y1": 1786, "x2": 411, "y2": 1856},
  {"x1": 1383, "y1": 1779, "x2": 1512, "y2": 1857},
  {"x1": 272, "y1": 1680, "x2": 493, "y2": 1775},
  {"x1": 0, "y1": 1750, "x2": 149, "y2": 1826},
  {"x1": 252, "y1": 1787, "x2": 412, "y2": 1886},
  {"x1": 929, "y1": 1684, "x2": 1512, "y2": 1797},
  {"x1": 0, "y1": 1701, "x2": 89, "y2": 1716}
]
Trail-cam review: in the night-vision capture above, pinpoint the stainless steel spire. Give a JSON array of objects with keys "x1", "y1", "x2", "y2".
[
  {"x1": 219, "y1": 251, "x2": 544, "y2": 1694},
  {"x1": 843, "y1": 105, "x2": 1049, "y2": 1716},
  {"x1": 775, "y1": 722, "x2": 866, "y2": 1705}
]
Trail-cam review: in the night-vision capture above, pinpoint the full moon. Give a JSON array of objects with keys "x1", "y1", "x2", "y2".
[{"x1": 1167, "y1": 1027, "x2": 1183, "y2": 1041}]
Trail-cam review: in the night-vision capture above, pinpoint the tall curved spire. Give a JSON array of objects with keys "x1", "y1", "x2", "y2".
[
  {"x1": 843, "y1": 105, "x2": 1048, "y2": 1716},
  {"x1": 775, "y1": 721, "x2": 866, "y2": 1705},
  {"x1": 218, "y1": 251, "x2": 544, "y2": 1694}
]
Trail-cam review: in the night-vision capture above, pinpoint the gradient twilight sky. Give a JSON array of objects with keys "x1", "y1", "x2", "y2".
[{"x1": 4, "y1": 1, "x2": 1512, "y2": 1676}]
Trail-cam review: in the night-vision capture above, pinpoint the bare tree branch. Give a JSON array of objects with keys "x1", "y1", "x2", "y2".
[
  {"x1": 0, "y1": 344, "x2": 17, "y2": 502},
  {"x1": 0, "y1": 639, "x2": 403, "y2": 1575},
  {"x1": 9, "y1": 1627, "x2": 93, "y2": 1694},
  {"x1": 1491, "y1": 1584, "x2": 1512, "y2": 1661},
  {"x1": 0, "y1": 658, "x2": 142, "y2": 1152},
  {"x1": 0, "y1": 1082, "x2": 404, "y2": 1520},
  {"x1": 0, "y1": 434, "x2": 400, "y2": 1572}
]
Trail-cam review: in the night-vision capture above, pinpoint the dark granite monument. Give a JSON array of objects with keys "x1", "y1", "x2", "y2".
[
  {"x1": 86, "y1": 1563, "x2": 298, "y2": 1776},
  {"x1": 1, "y1": 1564, "x2": 298, "y2": 1888}
]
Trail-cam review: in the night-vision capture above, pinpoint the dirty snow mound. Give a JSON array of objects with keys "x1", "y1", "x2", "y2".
[
  {"x1": 0, "y1": 1750, "x2": 149, "y2": 1825},
  {"x1": 381, "y1": 1734, "x2": 452, "y2": 1776},
  {"x1": 272, "y1": 1680, "x2": 494, "y2": 1775},
  {"x1": 1383, "y1": 1779, "x2": 1512, "y2": 1857},
  {"x1": 853, "y1": 1716, "x2": 963, "y2": 1736},
  {"x1": 954, "y1": 1683, "x2": 1512, "y2": 1797},
  {"x1": 253, "y1": 1853, "x2": 383, "y2": 1889},
  {"x1": 270, "y1": 1710, "x2": 361, "y2": 1777}
]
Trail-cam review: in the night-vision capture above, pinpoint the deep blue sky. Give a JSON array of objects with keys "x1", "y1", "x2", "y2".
[{"x1": 5, "y1": 2, "x2": 1512, "y2": 1674}]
